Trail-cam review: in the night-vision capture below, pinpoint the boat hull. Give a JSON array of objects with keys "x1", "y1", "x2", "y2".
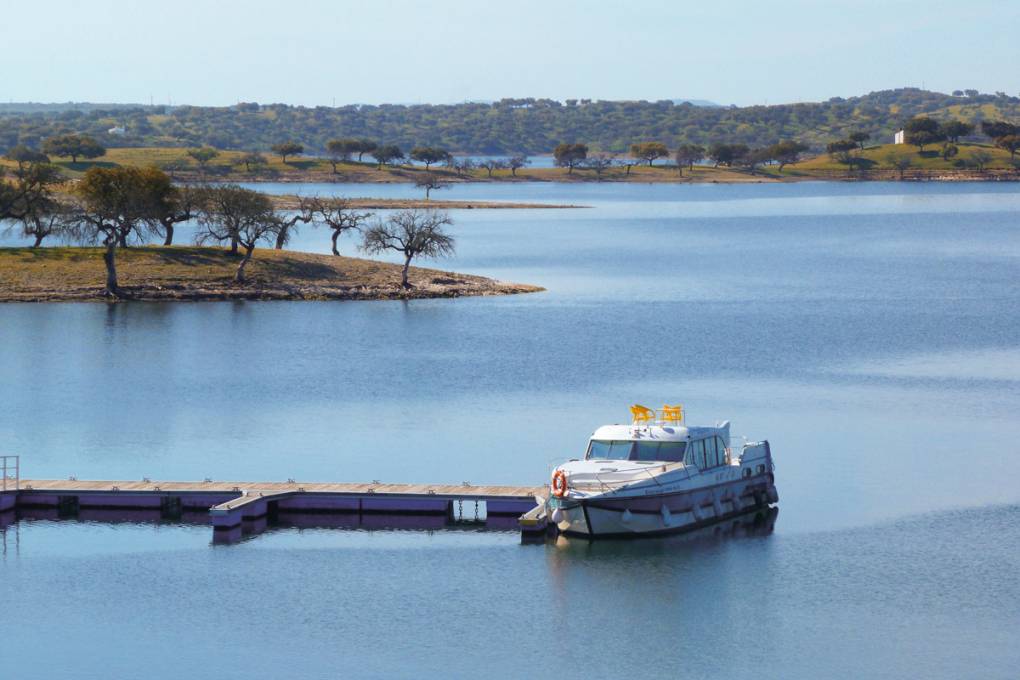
[{"x1": 551, "y1": 473, "x2": 778, "y2": 539}]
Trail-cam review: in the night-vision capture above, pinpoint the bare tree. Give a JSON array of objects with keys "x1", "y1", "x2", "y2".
[
  {"x1": 361, "y1": 210, "x2": 456, "y2": 289},
  {"x1": 885, "y1": 152, "x2": 913, "y2": 180},
  {"x1": 415, "y1": 173, "x2": 450, "y2": 200},
  {"x1": 273, "y1": 196, "x2": 316, "y2": 249},
  {"x1": 310, "y1": 197, "x2": 373, "y2": 256},
  {"x1": 156, "y1": 185, "x2": 205, "y2": 246},
  {"x1": 583, "y1": 153, "x2": 615, "y2": 180},
  {"x1": 196, "y1": 185, "x2": 278, "y2": 283},
  {"x1": 5, "y1": 200, "x2": 72, "y2": 248},
  {"x1": 507, "y1": 155, "x2": 530, "y2": 177},
  {"x1": 479, "y1": 159, "x2": 508, "y2": 178},
  {"x1": 451, "y1": 157, "x2": 476, "y2": 177}
]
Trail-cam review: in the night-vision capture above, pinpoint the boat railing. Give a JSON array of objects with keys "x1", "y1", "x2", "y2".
[{"x1": 1, "y1": 455, "x2": 19, "y2": 492}]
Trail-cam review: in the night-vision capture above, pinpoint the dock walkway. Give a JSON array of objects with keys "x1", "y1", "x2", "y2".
[{"x1": 3, "y1": 478, "x2": 548, "y2": 542}]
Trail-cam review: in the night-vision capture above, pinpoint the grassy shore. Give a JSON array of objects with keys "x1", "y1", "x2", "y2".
[
  {"x1": 2, "y1": 143, "x2": 1016, "y2": 184},
  {"x1": 0, "y1": 246, "x2": 543, "y2": 302}
]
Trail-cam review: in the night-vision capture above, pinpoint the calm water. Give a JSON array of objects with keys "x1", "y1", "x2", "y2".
[{"x1": 2, "y1": 181, "x2": 1019, "y2": 678}]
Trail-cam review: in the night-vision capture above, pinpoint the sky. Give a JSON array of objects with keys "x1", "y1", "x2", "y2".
[{"x1": 4, "y1": 0, "x2": 1018, "y2": 107}]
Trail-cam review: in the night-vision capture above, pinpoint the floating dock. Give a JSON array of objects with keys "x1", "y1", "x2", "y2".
[{"x1": 0, "y1": 474, "x2": 549, "y2": 543}]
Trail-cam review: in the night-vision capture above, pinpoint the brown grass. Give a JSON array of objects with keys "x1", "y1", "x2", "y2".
[{"x1": 0, "y1": 246, "x2": 543, "y2": 302}]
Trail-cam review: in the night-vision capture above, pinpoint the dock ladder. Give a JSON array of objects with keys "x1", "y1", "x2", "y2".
[{"x1": 1, "y1": 455, "x2": 19, "y2": 492}]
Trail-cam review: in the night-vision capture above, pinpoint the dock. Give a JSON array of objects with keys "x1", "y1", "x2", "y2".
[{"x1": 0, "y1": 467, "x2": 551, "y2": 543}]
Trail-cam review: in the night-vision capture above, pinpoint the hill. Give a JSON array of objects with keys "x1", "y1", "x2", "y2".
[{"x1": 2, "y1": 89, "x2": 1019, "y2": 156}]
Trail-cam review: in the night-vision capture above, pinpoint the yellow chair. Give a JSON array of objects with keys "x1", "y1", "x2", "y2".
[
  {"x1": 630, "y1": 404, "x2": 655, "y2": 424},
  {"x1": 661, "y1": 404, "x2": 684, "y2": 424}
]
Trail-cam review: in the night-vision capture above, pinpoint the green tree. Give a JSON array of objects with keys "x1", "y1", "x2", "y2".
[
  {"x1": 361, "y1": 209, "x2": 456, "y2": 289},
  {"x1": 4, "y1": 145, "x2": 49, "y2": 169},
  {"x1": 941, "y1": 120, "x2": 974, "y2": 143},
  {"x1": 980, "y1": 121, "x2": 1017, "y2": 140},
  {"x1": 630, "y1": 141, "x2": 669, "y2": 166},
  {"x1": 969, "y1": 150, "x2": 992, "y2": 172},
  {"x1": 0, "y1": 162, "x2": 62, "y2": 221},
  {"x1": 42, "y1": 134, "x2": 106, "y2": 163},
  {"x1": 196, "y1": 185, "x2": 278, "y2": 283},
  {"x1": 903, "y1": 117, "x2": 945, "y2": 151},
  {"x1": 70, "y1": 166, "x2": 176, "y2": 296},
  {"x1": 354, "y1": 139, "x2": 377, "y2": 162},
  {"x1": 326, "y1": 139, "x2": 355, "y2": 172},
  {"x1": 409, "y1": 146, "x2": 451, "y2": 170},
  {"x1": 848, "y1": 131, "x2": 870, "y2": 151},
  {"x1": 768, "y1": 140, "x2": 808, "y2": 171},
  {"x1": 553, "y1": 143, "x2": 588, "y2": 173},
  {"x1": 994, "y1": 134, "x2": 1020, "y2": 160},
  {"x1": 187, "y1": 146, "x2": 220, "y2": 169},
  {"x1": 271, "y1": 141, "x2": 304, "y2": 163},
  {"x1": 940, "y1": 143, "x2": 959, "y2": 161},
  {"x1": 674, "y1": 144, "x2": 705, "y2": 175},
  {"x1": 371, "y1": 144, "x2": 404, "y2": 168},
  {"x1": 240, "y1": 151, "x2": 267, "y2": 173}
]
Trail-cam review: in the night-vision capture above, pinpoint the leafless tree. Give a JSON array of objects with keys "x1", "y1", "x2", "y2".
[
  {"x1": 196, "y1": 185, "x2": 278, "y2": 283},
  {"x1": 584, "y1": 153, "x2": 615, "y2": 180},
  {"x1": 479, "y1": 159, "x2": 508, "y2": 178},
  {"x1": 273, "y1": 196, "x2": 316, "y2": 249},
  {"x1": 415, "y1": 173, "x2": 450, "y2": 200},
  {"x1": 156, "y1": 184, "x2": 206, "y2": 246},
  {"x1": 310, "y1": 197, "x2": 374, "y2": 255},
  {"x1": 885, "y1": 152, "x2": 914, "y2": 180},
  {"x1": 4, "y1": 200, "x2": 73, "y2": 248},
  {"x1": 451, "y1": 158, "x2": 475, "y2": 177},
  {"x1": 361, "y1": 209, "x2": 455, "y2": 289},
  {"x1": 507, "y1": 155, "x2": 530, "y2": 177}
]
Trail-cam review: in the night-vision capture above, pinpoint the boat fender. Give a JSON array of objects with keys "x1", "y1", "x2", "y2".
[
  {"x1": 551, "y1": 470, "x2": 568, "y2": 498},
  {"x1": 621, "y1": 509, "x2": 633, "y2": 524},
  {"x1": 712, "y1": 493, "x2": 724, "y2": 517},
  {"x1": 660, "y1": 505, "x2": 671, "y2": 526},
  {"x1": 551, "y1": 508, "x2": 564, "y2": 523},
  {"x1": 767, "y1": 486, "x2": 779, "y2": 504},
  {"x1": 691, "y1": 503, "x2": 703, "y2": 522}
]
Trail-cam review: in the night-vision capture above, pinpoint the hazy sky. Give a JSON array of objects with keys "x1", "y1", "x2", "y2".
[{"x1": 6, "y1": 0, "x2": 1018, "y2": 106}]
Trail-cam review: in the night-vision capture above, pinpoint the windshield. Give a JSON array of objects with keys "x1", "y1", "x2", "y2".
[
  {"x1": 587, "y1": 440, "x2": 687, "y2": 462},
  {"x1": 587, "y1": 440, "x2": 634, "y2": 460}
]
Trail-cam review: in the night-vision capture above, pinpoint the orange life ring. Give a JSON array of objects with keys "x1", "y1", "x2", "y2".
[{"x1": 551, "y1": 470, "x2": 568, "y2": 498}]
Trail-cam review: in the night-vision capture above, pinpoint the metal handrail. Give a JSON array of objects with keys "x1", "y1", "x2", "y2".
[{"x1": 1, "y1": 456, "x2": 19, "y2": 492}]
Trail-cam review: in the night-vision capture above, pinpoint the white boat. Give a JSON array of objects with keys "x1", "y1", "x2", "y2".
[{"x1": 547, "y1": 404, "x2": 778, "y2": 538}]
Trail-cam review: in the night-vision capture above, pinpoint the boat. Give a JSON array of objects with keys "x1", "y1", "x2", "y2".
[{"x1": 546, "y1": 404, "x2": 778, "y2": 538}]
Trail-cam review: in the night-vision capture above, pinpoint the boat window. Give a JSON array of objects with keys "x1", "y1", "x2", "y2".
[
  {"x1": 705, "y1": 437, "x2": 719, "y2": 468},
  {"x1": 633, "y1": 441, "x2": 687, "y2": 462},
  {"x1": 657, "y1": 441, "x2": 686, "y2": 462},
  {"x1": 691, "y1": 439, "x2": 706, "y2": 469},
  {"x1": 587, "y1": 440, "x2": 633, "y2": 460}
]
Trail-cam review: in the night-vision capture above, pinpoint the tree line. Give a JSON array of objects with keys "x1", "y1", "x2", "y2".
[
  {"x1": 3, "y1": 88, "x2": 1018, "y2": 156},
  {"x1": 0, "y1": 164, "x2": 456, "y2": 296}
]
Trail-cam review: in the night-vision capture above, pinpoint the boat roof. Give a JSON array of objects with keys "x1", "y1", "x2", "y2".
[{"x1": 590, "y1": 421, "x2": 729, "y2": 442}]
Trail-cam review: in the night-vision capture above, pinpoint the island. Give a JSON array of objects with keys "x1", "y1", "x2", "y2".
[{"x1": 0, "y1": 246, "x2": 543, "y2": 302}]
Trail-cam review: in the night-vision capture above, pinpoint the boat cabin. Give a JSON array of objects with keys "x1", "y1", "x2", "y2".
[{"x1": 585, "y1": 422, "x2": 732, "y2": 469}]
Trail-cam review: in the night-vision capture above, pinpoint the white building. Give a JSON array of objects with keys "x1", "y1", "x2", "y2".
[
  {"x1": 894, "y1": 129, "x2": 905, "y2": 144},
  {"x1": 108, "y1": 126, "x2": 126, "y2": 136}
]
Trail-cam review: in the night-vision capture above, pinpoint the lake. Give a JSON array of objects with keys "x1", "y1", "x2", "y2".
[{"x1": 2, "y1": 181, "x2": 1019, "y2": 679}]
